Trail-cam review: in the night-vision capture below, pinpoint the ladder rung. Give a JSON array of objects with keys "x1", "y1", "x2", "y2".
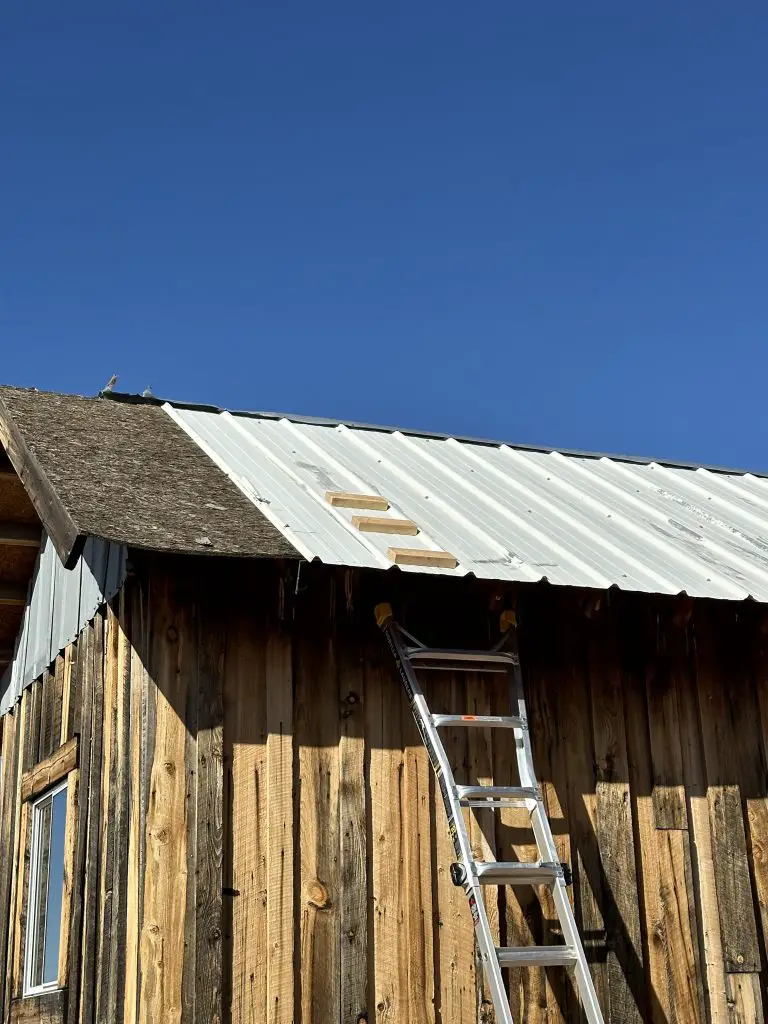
[
  {"x1": 475, "y1": 861, "x2": 562, "y2": 885},
  {"x1": 457, "y1": 785, "x2": 539, "y2": 805},
  {"x1": 432, "y1": 714, "x2": 525, "y2": 730},
  {"x1": 407, "y1": 647, "x2": 515, "y2": 672},
  {"x1": 496, "y1": 946, "x2": 578, "y2": 968}
]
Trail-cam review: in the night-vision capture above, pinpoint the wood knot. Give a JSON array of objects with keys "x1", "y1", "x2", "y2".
[
  {"x1": 155, "y1": 827, "x2": 169, "y2": 844},
  {"x1": 163, "y1": 761, "x2": 176, "y2": 775},
  {"x1": 148, "y1": 923, "x2": 160, "y2": 936},
  {"x1": 306, "y1": 879, "x2": 330, "y2": 909},
  {"x1": 166, "y1": 626, "x2": 179, "y2": 642},
  {"x1": 210, "y1": 927, "x2": 222, "y2": 942}
]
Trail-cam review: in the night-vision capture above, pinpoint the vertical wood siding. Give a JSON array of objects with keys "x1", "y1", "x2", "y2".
[{"x1": 1, "y1": 557, "x2": 768, "y2": 1022}]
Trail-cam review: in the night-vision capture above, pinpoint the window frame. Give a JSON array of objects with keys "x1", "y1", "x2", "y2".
[
  {"x1": 12, "y1": 735, "x2": 79, "y2": 1017},
  {"x1": 23, "y1": 778, "x2": 69, "y2": 997}
]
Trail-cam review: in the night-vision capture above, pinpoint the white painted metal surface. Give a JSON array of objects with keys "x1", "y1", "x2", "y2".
[{"x1": 167, "y1": 404, "x2": 768, "y2": 602}]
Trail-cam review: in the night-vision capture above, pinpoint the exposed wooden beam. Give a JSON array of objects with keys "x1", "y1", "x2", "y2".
[
  {"x1": 21, "y1": 737, "x2": 79, "y2": 803},
  {"x1": 0, "y1": 522, "x2": 41, "y2": 547},
  {"x1": 0, "y1": 584, "x2": 27, "y2": 606}
]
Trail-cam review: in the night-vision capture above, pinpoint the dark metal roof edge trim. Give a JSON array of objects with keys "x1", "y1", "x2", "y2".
[
  {"x1": 98, "y1": 390, "x2": 766, "y2": 479},
  {"x1": 8, "y1": 387, "x2": 761, "y2": 480}
]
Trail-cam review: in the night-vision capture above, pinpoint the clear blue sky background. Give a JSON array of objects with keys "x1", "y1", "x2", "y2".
[{"x1": 2, "y1": 4, "x2": 767, "y2": 468}]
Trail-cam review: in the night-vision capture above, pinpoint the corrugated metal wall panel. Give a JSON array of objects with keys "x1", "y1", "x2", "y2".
[{"x1": 0, "y1": 533, "x2": 127, "y2": 714}]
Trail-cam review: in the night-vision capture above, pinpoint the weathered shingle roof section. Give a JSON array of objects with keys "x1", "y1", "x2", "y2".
[{"x1": 0, "y1": 386, "x2": 298, "y2": 566}]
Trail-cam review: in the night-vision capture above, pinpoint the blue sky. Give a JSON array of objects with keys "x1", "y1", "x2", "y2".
[{"x1": 2, "y1": 4, "x2": 767, "y2": 468}]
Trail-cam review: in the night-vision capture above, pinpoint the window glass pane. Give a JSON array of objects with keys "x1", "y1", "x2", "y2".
[
  {"x1": 43, "y1": 788, "x2": 67, "y2": 984},
  {"x1": 25, "y1": 782, "x2": 67, "y2": 993},
  {"x1": 31, "y1": 799, "x2": 52, "y2": 988}
]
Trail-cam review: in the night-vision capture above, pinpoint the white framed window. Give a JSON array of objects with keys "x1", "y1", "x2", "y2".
[{"x1": 23, "y1": 779, "x2": 68, "y2": 996}]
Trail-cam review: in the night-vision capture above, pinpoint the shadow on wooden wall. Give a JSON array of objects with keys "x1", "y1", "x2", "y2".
[{"x1": 133, "y1": 555, "x2": 768, "y2": 1023}]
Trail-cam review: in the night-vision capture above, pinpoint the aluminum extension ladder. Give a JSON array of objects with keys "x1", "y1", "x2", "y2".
[{"x1": 375, "y1": 603, "x2": 604, "y2": 1024}]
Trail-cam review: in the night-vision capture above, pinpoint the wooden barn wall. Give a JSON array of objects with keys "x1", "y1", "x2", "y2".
[
  {"x1": 0, "y1": 592, "x2": 132, "y2": 1024},
  {"x1": 1, "y1": 554, "x2": 768, "y2": 1023}
]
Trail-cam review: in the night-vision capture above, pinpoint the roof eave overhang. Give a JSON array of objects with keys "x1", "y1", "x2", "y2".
[{"x1": 0, "y1": 395, "x2": 84, "y2": 569}]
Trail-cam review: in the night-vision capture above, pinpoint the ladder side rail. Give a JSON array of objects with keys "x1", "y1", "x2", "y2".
[
  {"x1": 549, "y1": 880, "x2": 605, "y2": 1024},
  {"x1": 501, "y1": 624, "x2": 563, "y2": 864},
  {"x1": 505, "y1": 625, "x2": 605, "y2": 1024},
  {"x1": 378, "y1": 616, "x2": 515, "y2": 1024}
]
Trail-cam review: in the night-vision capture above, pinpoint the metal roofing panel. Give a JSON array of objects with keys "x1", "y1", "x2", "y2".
[{"x1": 167, "y1": 404, "x2": 768, "y2": 602}]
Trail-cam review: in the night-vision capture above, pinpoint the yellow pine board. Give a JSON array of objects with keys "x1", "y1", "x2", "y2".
[
  {"x1": 325, "y1": 491, "x2": 390, "y2": 511},
  {"x1": 387, "y1": 547, "x2": 457, "y2": 569},
  {"x1": 351, "y1": 516, "x2": 418, "y2": 536}
]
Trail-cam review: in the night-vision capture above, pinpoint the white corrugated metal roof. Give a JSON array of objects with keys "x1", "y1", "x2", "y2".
[{"x1": 164, "y1": 403, "x2": 768, "y2": 602}]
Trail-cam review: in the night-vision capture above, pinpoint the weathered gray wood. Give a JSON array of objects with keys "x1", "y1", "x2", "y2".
[
  {"x1": 587, "y1": 603, "x2": 645, "y2": 1023},
  {"x1": 645, "y1": 615, "x2": 688, "y2": 830},
  {"x1": 95, "y1": 607, "x2": 119, "y2": 1023},
  {"x1": 0, "y1": 712, "x2": 19, "y2": 1019},
  {"x1": 338, "y1": 598, "x2": 367, "y2": 1024},
  {"x1": 295, "y1": 580, "x2": 341, "y2": 1023},
  {"x1": 9, "y1": 989, "x2": 67, "y2": 1023},
  {"x1": 3, "y1": 693, "x2": 29, "y2": 1022},
  {"x1": 106, "y1": 595, "x2": 131, "y2": 1021},
  {"x1": 24, "y1": 680, "x2": 42, "y2": 775},
  {"x1": 37, "y1": 668, "x2": 54, "y2": 764},
  {"x1": 694, "y1": 604, "x2": 761, "y2": 975},
  {"x1": 522, "y1": 594, "x2": 575, "y2": 1024},
  {"x1": 556, "y1": 596, "x2": 608, "y2": 1014},
  {"x1": 265, "y1": 590, "x2": 295, "y2": 1024},
  {"x1": 671, "y1": 609, "x2": 720, "y2": 1022},
  {"x1": 50, "y1": 657, "x2": 64, "y2": 758},
  {"x1": 67, "y1": 615, "x2": 104, "y2": 1024},
  {"x1": 194, "y1": 584, "x2": 226, "y2": 1024},
  {"x1": 176, "y1": 575, "x2": 199, "y2": 1024}
]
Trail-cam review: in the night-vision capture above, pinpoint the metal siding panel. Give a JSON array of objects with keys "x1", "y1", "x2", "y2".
[
  {"x1": 1, "y1": 535, "x2": 128, "y2": 715},
  {"x1": 79, "y1": 536, "x2": 106, "y2": 624}
]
